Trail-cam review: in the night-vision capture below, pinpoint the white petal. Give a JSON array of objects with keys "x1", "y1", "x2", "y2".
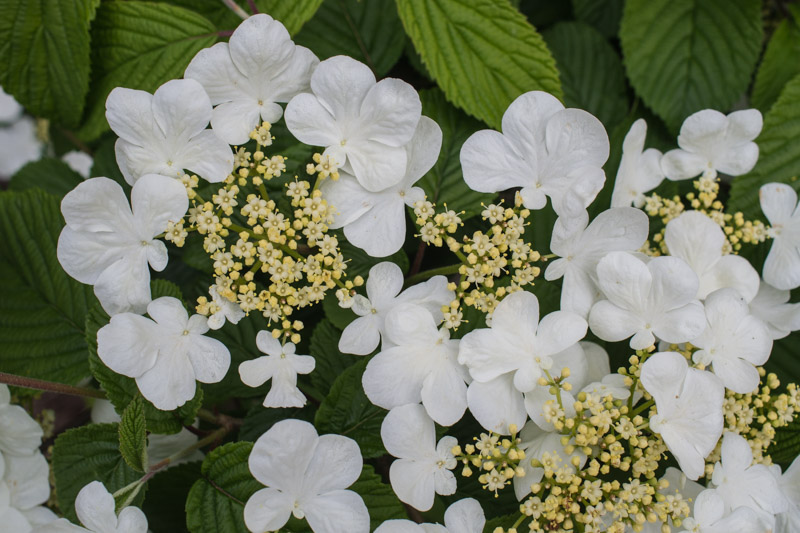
[
  {"x1": 175, "y1": 129, "x2": 234, "y2": 183},
  {"x1": 375, "y1": 520, "x2": 425, "y2": 533},
  {"x1": 381, "y1": 404, "x2": 435, "y2": 459},
  {"x1": 588, "y1": 300, "x2": 640, "y2": 344},
  {"x1": 703, "y1": 254, "x2": 761, "y2": 301},
  {"x1": 367, "y1": 262, "x2": 404, "y2": 307},
  {"x1": 75, "y1": 481, "x2": 117, "y2": 532},
  {"x1": 97, "y1": 313, "x2": 159, "y2": 377},
  {"x1": 184, "y1": 42, "x2": 252, "y2": 104},
  {"x1": 105, "y1": 88, "x2": 160, "y2": 146},
  {"x1": 389, "y1": 459, "x2": 436, "y2": 511},
  {"x1": 501, "y1": 91, "x2": 563, "y2": 156},
  {"x1": 343, "y1": 195, "x2": 406, "y2": 257},
  {"x1": 93, "y1": 251, "x2": 152, "y2": 316},
  {"x1": 660, "y1": 149, "x2": 708, "y2": 181},
  {"x1": 243, "y1": 487, "x2": 293, "y2": 533},
  {"x1": 534, "y1": 311, "x2": 588, "y2": 357},
  {"x1": 716, "y1": 141, "x2": 759, "y2": 176},
  {"x1": 404, "y1": 116, "x2": 442, "y2": 184},
  {"x1": 311, "y1": 55, "x2": 376, "y2": 119},
  {"x1": 443, "y1": 498, "x2": 485, "y2": 533},
  {"x1": 461, "y1": 130, "x2": 532, "y2": 194},
  {"x1": 338, "y1": 315, "x2": 380, "y2": 355},
  {"x1": 764, "y1": 238, "x2": 800, "y2": 291},
  {"x1": 359, "y1": 78, "x2": 420, "y2": 146},
  {"x1": 677, "y1": 109, "x2": 728, "y2": 155},
  {"x1": 421, "y1": 362, "x2": 468, "y2": 427},
  {"x1": 60, "y1": 177, "x2": 134, "y2": 232},
  {"x1": 491, "y1": 290, "x2": 540, "y2": 333},
  {"x1": 301, "y1": 434, "x2": 363, "y2": 495},
  {"x1": 304, "y1": 490, "x2": 370, "y2": 533},
  {"x1": 116, "y1": 506, "x2": 148, "y2": 533},
  {"x1": 321, "y1": 174, "x2": 374, "y2": 229},
  {"x1": 0, "y1": 405, "x2": 43, "y2": 455},
  {"x1": 347, "y1": 140, "x2": 408, "y2": 192},
  {"x1": 363, "y1": 347, "x2": 425, "y2": 409},
  {"x1": 664, "y1": 211, "x2": 724, "y2": 277},
  {"x1": 284, "y1": 92, "x2": 342, "y2": 147},
  {"x1": 210, "y1": 99, "x2": 262, "y2": 146},
  {"x1": 131, "y1": 173, "x2": 189, "y2": 237},
  {"x1": 151, "y1": 79, "x2": 212, "y2": 145},
  {"x1": 5, "y1": 452, "x2": 50, "y2": 509},
  {"x1": 760, "y1": 182, "x2": 798, "y2": 226},
  {"x1": 186, "y1": 334, "x2": 230, "y2": 384},
  {"x1": 135, "y1": 352, "x2": 197, "y2": 411},
  {"x1": 146, "y1": 297, "x2": 188, "y2": 331},
  {"x1": 249, "y1": 419, "x2": 318, "y2": 493},
  {"x1": 543, "y1": 108, "x2": 609, "y2": 176},
  {"x1": 255, "y1": 330, "x2": 282, "y2": 356},
  {"x1": 467, "y1": 375, "x2": 527, "y2": 434}
]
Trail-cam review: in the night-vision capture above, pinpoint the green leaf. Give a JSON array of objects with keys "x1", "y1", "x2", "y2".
[
  {"x1": 542, "y1": 22, "x2": 629, "y2": 130},
  {"x1": 418, "y1": 89, "x2": 495, "y2": 219},
  {"x1": 309, "y1": 318, "x2": 358, "y2": 394},
  {"x1": 340, "y1": 239, "x2": 409, "y2": 279},
  {"x1": 751, "y1": 6, "x2": 800, "y2": 113},
  {"x1": 9, "y1": 158, "x2": 85, "y2": 198},
  {"x1": 53, "y1": 423, "x2": 145, "y2": 522},
  {"x1": 0, "y1": 189, "x2": 95, "y2": 385},
  {"x1": 119, "y1": 396, "x2": 148, "y2": 473},
  {"x1": 295, "y1": 0, "x2": 406, "y2": 76},
  {"x1": 0, "y1": 0, "x2": 96, "y2": 126},
  {"x1": 239, "y1": 403, "x2": 315, "y2": 442},
  {"x1": 571, "y1": 0, "x2": 623, "y2": 38},
  {"x1": 142, "y1": 462, "x2": 202, "y2": 533},
  {"x1": 765, "y1": 330, "x2": 800, "y2": 388},
  {"x1": 619, "y1": 0, "x2": 762, "y2": 131},
  {"x1": 770, "y1": 405, "x2": 800, "y2": 466},
  {"x1": 728, "y1": 73, "x2": 800, "y2": 220},
  {"x1": 351, "y1": 465, "x2": 408, "y2": 528},
  {"x1": 396, "y1": 0, "x2": 562, "y2": 129},
  {"x1": 255, "y1": 0, "x2": 324, "y2": 35},
  {"x1": 186, "y1": 442, "x2": 261, "y2": 533},
  {"x1": 78, "y1": 1, "x2": 217, "y2": 141},
  {"x1": 314, "y1": 358, "x2": 386, "y2": 458}
]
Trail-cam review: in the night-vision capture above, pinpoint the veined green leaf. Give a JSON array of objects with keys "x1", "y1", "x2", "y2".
[
  {"x1": 751, "y1": 6, "x2": 800, "y2": 113},
  {"x1": 119, "y1": 395, "x2": 148, "y2": 473},
  {"x1": 9, "y1": 158, "x2": 85, "y2": 198},
  {"x1": 571, "y1": 0, "x2": 623, "y2": 38}
]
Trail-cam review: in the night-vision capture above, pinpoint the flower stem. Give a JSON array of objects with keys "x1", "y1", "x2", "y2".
[
  {"x1": 141, "y1": 426, "x2": 229, "y2": 483},
  {"x1": 220, "y1": 0, "x2": 249, "y2": 20},
  {"x1": 0, "y1": 372, "x2": 106, "y2": 399},
  {"x1": 404, "y1": 263, "x2": 461, "y2": 287}
]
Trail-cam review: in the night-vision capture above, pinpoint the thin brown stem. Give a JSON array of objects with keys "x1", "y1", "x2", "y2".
[
  {"x1": 0, "y1": 372, "x2": 105, "y2": 399},
  {"x1": 141, "y1": 426, "x2": 228, "y2": 483}
]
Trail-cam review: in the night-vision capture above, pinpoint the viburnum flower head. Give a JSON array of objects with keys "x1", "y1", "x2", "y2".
[
  {"x1": 285, "y1": 55, "x2": 422, "y2": 192},
  {"x1": 244, "y1": 419, "x2": 368, "y2": 533},
  {"x1": 338, "y1": 262, "x2": 454, "y2": 355},
  {"x1": 106, "y1": 79, "x2": 233, "y2": 184},
  {"x1": 321, "y1": 116, "x2": 441, "y2": 257},
  {"x1": 0, "y1": 384, "x2": 43, "y2": 456},
  {"x1": 610, "y1": 118, "x2": 665, "y2": 208},
  {"x1": 458, "y1": 290, "x2": 588, "y2": 434},
  {"x1": 238, "y1": 331, "x2": 315, "y2": 408},
  {"x1": 97, "y1": 297, "x2": 231, "y2": 411},
  {"x1": 36, "y1": 481, "x2": 147, "y2": 533},
  {"x1": 588, "y1": 252, "x2": 706, "y2": 350},
  {"x1": 57, "y1": 175, "x2": 189, "y2": 316},
  {"x1": 749, "y1": 281, "x2": 800, "y2": 340},
  {"x1": 640, "y1": 352, "x2": 724, "y2": 480},
  {"x1": 374, "y1": 498, "x2": 485, "y2": 533},
  {"x1": 664, "y1": 210, "x2": 760, "y2": 301},
  {"x1": 363, "y1": 303, "x2": 469, "y2": 426},
  {"x1": 380, "y1": 404, "x2": 458, "y2": 512},
  {"x1": 759, "y1": 182, "x2": 800, "y2": 290},
  {"x1": 184, "y1": 13, "x2": 318, "y2": 145},
  {"x1": 513, "y1": 422, "x2": 586, "y2": 500},
  {"x1": 661, "y1": 108, "x2": 762, "y2": 181},
  {"x1": 460, "y1": 91, "x2": 609, "y2": 214}
]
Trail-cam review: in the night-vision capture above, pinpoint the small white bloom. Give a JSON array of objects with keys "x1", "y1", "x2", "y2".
[
  {"x1": 661, "y1": 109, "x2": 762, "y2": 181},
  {"x1": 338, "y1": 262, "x2": 454, "y2": 355},
  {"x1": 57, "y1": 175, "x2": 188, "y2": 316},
  {"x1": 1, "y1": 452, "x2": 57, "y2": 532},
  {"x1": 640, "y1": 352, "x2": 724, "y2": 480},
  {"x1": 61, "y1": 151, "x2": 93, "y2": 179},
  {"x1": 749, "y1": 281, "x2": 800, "y2": 340},
  {"x1": 206, "y1": 285, "x2": 245, "y2": 330},
  {"x1": 664, "y1": 211, "x2": 760, "y2": 301},
  {"x1": 0, "y1": 87, "x2": 23, "y2": 123},
  {"x1": 0, "y1": 385, "x2": 43, "y2": 456},
  {"x1": 0, "y1": 116, "x2": 43, "y2": 180},
  {"x1": 285, "y1": 55, "x2": 422, "y2": 192},
  {"x1": 374, "y1": 498, "x2": 485, "y2": 533},
  {"x1": 321, "y1": 116, "x2": 440, "y2": 257},
  {"x1": 244, "y1": 419, "x2": 368, "y2": 533},
  {"x1": 679, "y1": 488, "x2": 762, "y2": 533},
  {"x1": 692, "y1": 288, "x2": 772, "y2": 394},
  {"x1": 611, "y1": 119, "x2": 665, "y2": 208},
  {"x1": 106, "y1": 79, "x2": 233, "y2": 185},
  {"x1": 97, "y1": 297, "x2": 231, "y2": 411},
  {"x1": 34, "y1": 481, "x2": 147, "y2": 533},
  {"x1": 380, "y1": 404, "x2": 457, "y2": 512},
  {"x1": 759, "y1": 182, "x2": 800, "y2": 290},
  {"x1": 185, "y1": 14, "x2": 318, "y2": 145},
  {"x1": 460, "y1": 91, "x2": 609, "y2": 213},
  {"x1": 238, "y1": 332, "x2": 315, "y2": 408},
  {"x1": 589, "y1": 252, "x2": 705, "y2": 349}
]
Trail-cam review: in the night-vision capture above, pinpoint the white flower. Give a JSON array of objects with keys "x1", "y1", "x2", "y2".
[
  {"x1": 185, "y1": 14, "x2": 318, "y2": 145},
  {"x1": 664, "y1": 211, "x2": 760, "y2": 301},
  {"x1": 679, "y1": 489, "x2": 762, "y2": 533},
  {"x1": 691, "y1": 288, "x2": 772, "y2": 394},
  {"x1": 0, "y1": 385, "x2": 43, "y2": 456},
  {"x1": 106, "y1": 79, "x2": 233, "y2": 185},
  {"x1": 62, "y1": 151, "x2": 93, "y2": 179},
  {"x1": 380, "y1": 404, "x2": 457, "y2": 512},
  {"x1": 0, "y1": 87, "x2": 23, "y2": 123},
  {"x1": 711, "y1": 432, "x2": 788, "y2": 522},
  {"x1": 460, "y1": 91, "x2": 608, "y2": 213},
  {"x1": 363, "y1": 304, "x2": 469, "y2": 426},
  {"x1": 661, "y1": 109, "x2": 762, "y2": 181},
  {"x1": 244, "y1": 419, "x2": 368, "y2": 533},
  {"x1": 97, "y1": 297, "x2": 231, "y2": 411},
  {"x1": 774, "y1": 455, "x2": 800, "y2": 533},
  {"x1": 1, "y1": 452, "x2": 57, "y2": 532},
  {"x1": 239, "y1": 332, "x2": 315, "y2": 408},
  {"x1": 34, "y1": 481, "x2": 147, "y2": 533},
  {"x1": 374, "y1": 499, "x2": 485, "y2": 533},
  {"x1": 759, "y1": 182, "x2": 800, "y2": 290},
  {"x1": 588, "y1": 252, "x2": 705, "y2": 350},
  {"x1": 285, "y1": 55, "x2": 422, "y2": 192},
  {"x1": 206, "y1": 286, "x2": 245, "y2": 330},
  {"x1": 610, "y1": 119, "x2": 665, "y2": 208},
  {"x1": 458, "y1": 291, "x2": 588, "y2": 434},
  {"x1": 321, "y1": 116, "x2": 440, "y2": 257},
  {"x1": 513, "y1": 422, "x2": 585, "y2": 500},
  {"x1": 640, "y1": 352, "x2": 724, "y2": 480},
  {"x1": 57, "y1": 175, "x2": 188, "y2": 316},
  {"x1": 545, "y1": 199, "x2": 649, "y2": 317},
  {"x1": 338, "y1": 262, "x2": 454, "y2": 355},
  {"x1": 0, "y1": 116, "x2": 43, "y2": 180},
  {"x1": 749, "y1": 281, "x2": 800, "y2": 340}
]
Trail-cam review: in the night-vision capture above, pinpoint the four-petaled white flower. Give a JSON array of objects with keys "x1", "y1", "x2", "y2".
[
  {"x1": 106, "y1": 79, "x2": 233, "y2": 185},
  {"x1": 206, "y1": 285, "x2": 246, "y2": 330},
  {"x1": 36, "y1": 481, "x2": 147, "y2": 533},
  {"x1": 749, "y1": 281, "x2": 800, "y2": 340},
  {"x1": 97, "y1": 297, "x2": 231, "y2": 410},
  {"x1": 678, "y1": 488, "x2": 762, "y2": 533},
  {"x1": 363, "y1": 303, "x2": 469, "y2": 426},
  {"x1": 664, "y1": 211, "x2": 760, "y2": 301},
  {"x1": 57, "y1": 175, "x2": 188, "y2": 316},
  {"x1": 374, "y1": 498, "x2": 485, "y2": 533},
  {"x1": 239, "y1": 331, "x2": 315, "y2": 408},
  {"x1": 285, "y1": 55, "x2": 422, "y2": 192},
  {"x1": 0, "y1": 385, "x2": 43, "y2": 456},
  {"x1": 338, "y1": 262, "x2": 454, "y2": 355},
  {"x1": 185, "y1": 13, "x2": 318, "y2": 146},
  {"x1": 640, "y1": 351, "x2": 724, "y2": 480},
  {"x1": 611, "y1": 119, "x2": 665, "y2": 208},
  {"x1": 380, "y1": 404, "x2": 458, "y2": 512},
  {"x1": 321, "y1": 116, "x2": 440, "y2": 257},
  {"x1": 244, "y1": 419, "x2": 368, "y2": 533},
  {"x1": 460, "y1": 91, "x2": 609, "y2": 214},
  {"x1": 661, "y1": 109, "x2": 762, "y2": 181},
  {"x1": 589, "y1": 252, "x2": 706, "y2": 349},
  {"x1": 691, "y1": 288, "x2": 772, "y2": 394},
  {"x1": 759, "y1": 182, "x2": 800, "y2": 290}
]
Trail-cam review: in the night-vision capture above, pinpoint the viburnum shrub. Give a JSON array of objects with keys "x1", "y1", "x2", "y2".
[{"x1": 1, "y1": 1, "x2": 800, "y2": 533}]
